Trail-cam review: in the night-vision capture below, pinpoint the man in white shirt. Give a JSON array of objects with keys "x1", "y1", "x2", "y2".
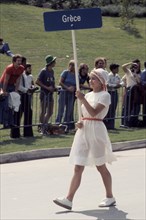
[
  {"x1": 104, "y1": 63, "x2": 122, "y2": 129},
  {"x1": 121, "y1": 61, "x2": 141, "y2": 127},
  {"x1": 18, "y1": 63, "x2": 38, "y2": 137}
]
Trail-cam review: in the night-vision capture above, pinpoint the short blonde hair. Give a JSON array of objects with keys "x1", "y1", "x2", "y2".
[{"x1": 68, "y1": 60, "x2": 75, "y2": 66}]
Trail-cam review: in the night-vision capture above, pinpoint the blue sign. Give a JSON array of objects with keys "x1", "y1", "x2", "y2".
[{"x1": 43, "y1": 8, "x2": 102, "y2": 31}]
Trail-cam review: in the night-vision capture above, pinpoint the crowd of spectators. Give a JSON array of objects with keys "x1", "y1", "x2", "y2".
[{"x1": 0, "y1": 38, "x2": 146, "y2": 138}]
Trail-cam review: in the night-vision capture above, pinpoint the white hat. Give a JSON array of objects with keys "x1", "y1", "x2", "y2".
[{"x1": 89, "y1": 68, "x2": 108, "y2": 85}]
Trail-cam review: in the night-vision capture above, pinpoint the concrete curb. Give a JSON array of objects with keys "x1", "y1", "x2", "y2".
[{"x1": 0, "y1": 139, "x2": 145, "y2": 164}]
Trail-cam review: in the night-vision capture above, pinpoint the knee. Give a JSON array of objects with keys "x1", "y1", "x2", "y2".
[
  {"x1": 74, "y1": 165, "x2": 84, "y2": 175},
  {"x1": 96, "y1": 165, "x2": 109, "y2": 175}
]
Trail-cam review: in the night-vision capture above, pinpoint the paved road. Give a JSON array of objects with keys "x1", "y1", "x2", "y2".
[{"x1": 0, "y1": 148, "x2": 145, "y2": 220}]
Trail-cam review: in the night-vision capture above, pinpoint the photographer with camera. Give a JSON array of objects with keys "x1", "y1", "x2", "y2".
[{"x1": 121, "y1": 60, "x2": 141, "y2": 127}]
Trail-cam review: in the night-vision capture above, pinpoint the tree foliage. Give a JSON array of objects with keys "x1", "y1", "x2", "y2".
[
  {"x1": 0, "y1": 0, "x2": 146, "y2": 7},
  {"x1": 120, "y1": 0, "x2": 135, "y2": 28}
]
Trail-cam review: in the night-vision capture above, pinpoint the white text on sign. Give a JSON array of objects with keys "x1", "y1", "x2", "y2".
[{"x1": 62, "y1": 15, "x2": 81, "y2": 23}]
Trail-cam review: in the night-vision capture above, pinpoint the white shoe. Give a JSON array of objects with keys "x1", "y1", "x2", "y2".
[
  {"x1": 99, "y1": 197, "x2": 116, "y2": 207},
  {"x1": 53, "y1": 198, "x2": 72, "y2": 210}
]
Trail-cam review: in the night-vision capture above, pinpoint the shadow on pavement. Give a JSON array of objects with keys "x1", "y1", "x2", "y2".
[{"x1": 56, "y1": 207, "x2": 130, "y2": 220}]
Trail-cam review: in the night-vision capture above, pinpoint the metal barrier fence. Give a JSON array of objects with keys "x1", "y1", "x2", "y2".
[{"x1": 0, "y1": 85, "x2": 146, "y2": 134}]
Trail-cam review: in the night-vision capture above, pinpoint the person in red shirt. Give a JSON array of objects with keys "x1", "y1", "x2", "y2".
[
  {"x1": 0, "y1": 54, "x2": 24, "y2": 93},
  {"x1": 0, "y1": 54, "x2": 24, "y2": 138}
]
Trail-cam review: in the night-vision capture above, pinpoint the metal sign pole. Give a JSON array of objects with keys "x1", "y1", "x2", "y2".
[{"x1": 71, "y1": 29, "x2": 82, "y2": 120}]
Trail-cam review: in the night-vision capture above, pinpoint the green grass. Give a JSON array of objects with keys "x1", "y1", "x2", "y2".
[
  {"x1": 0, "y1": 126, "x2": 145, "y2": 154},
  {"x1": 0, "y1": 130, "x2": 74, "y2": 154},
  {"x1": 0, "y1": 3, "x2": 146, "y2": 79},
  {"x1": 0, "y1": 3, "x2": 146, "y2": 154}
]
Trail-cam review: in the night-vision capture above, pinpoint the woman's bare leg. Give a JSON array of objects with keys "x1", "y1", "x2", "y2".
[
  {"x1": 67, "y1": 165, "x2": 84, "y2": 201},
  {"x1": 96, "y1": 164, "x2": 113, "y2": 198}
]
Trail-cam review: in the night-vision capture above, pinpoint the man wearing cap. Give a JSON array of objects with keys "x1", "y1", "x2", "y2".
[
  {"x1": 104, "y1": 63, "x2": 122, "y2": 129},
  {"x1": 0, "y1": 38, "x2": 14, "y2": 57},
  {"x1": 35, "y1": 55, "x2": 56, "y2": 134}
]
